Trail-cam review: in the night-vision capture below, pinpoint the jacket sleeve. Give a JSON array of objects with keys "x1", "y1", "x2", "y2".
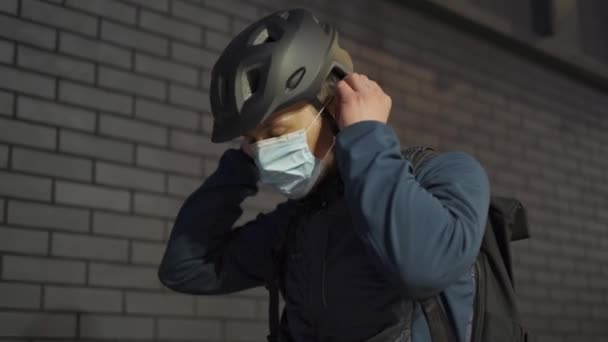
[
  {"x1": 334, "y1": 120, "x2": 491, "y2": 299},
  {"x1": 158, "y1": 148, "x2": 294, "y2": 295}
]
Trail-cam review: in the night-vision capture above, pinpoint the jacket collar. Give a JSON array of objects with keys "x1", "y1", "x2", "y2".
[{"x1": 293, "y1": 167, "x2": 344, "y2": 210}]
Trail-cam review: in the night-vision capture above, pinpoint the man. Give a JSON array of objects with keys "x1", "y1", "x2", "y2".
[{"x1": 158, "y1": 8, "x2": 490, "y2": 342}]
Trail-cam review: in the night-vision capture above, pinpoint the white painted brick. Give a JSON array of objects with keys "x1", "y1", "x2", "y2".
[
  {"x1": 95, "y1": 161, "x2": 165, "y2": 192},
  {"x1": 0, "y1": 117, "x2": 57, "y2": 150},
  {"x1": 167, "y1": 174, "x2": 200, "y2": 196},
  {"x1": 17, "y1": 45, "x2": 95, "y2": 83},
  {"x1": 136, "y1": 145, "x2": 200, "y2": 175},
  {"x1": 0, "y1": 39, "x2": 14, "y2": 63},
  {"x1": 170, "y1": 129, "x2": 229, "y2": 157},
  {"x1": 80, "y1": 314, "x2": 154, "y2": 339},
  {"x1": 0, "y1": 282, "x2": 41, "y2": 309},
  {"x1": 224, "y1": 321, "x2": 268, "y2": 341},
  {"x1": 88, "y1": 262, "x2": 159, "y2": 289},
  {"x1": 133, "y1": 192, "x2": 183, "y2": 219},
  {"x1": 169, "y1": 84, "x2": 211, "y2": 112},
  {"x1": 203, "y1": 0, "x2": 259, "y2": 21},
  {"x1": 131, "y1": 241, "x2": 165, "y2": 265},
  {"x1": 59, "y1": 130, "x2": 133, "y2": 163},
  {"x1": 140, "y1": 10, "x2": 201, "y2": 44},
  {"x1": 0, "y1": 144, "x2": 7, "y2": 169},
  {"x1": 65, "y1": 0, "x2": 137, "y2": 24},
  {"x1": 0, "y1": 15, "x2": 56, "y2": 49},
  {"x1": 0, "y1": 65, "x2": 55, "y2": 99},
  {"x1": 202, "y1": 158, "x2": 220, "y2": 177},
  {"x1": 99, "y1": 66, "x2": 166, "y2": 99},
  {"x1": 44, "y1": 285, "x2": 122, "y2": 313},
  {"x1": 165, "y1": 220, "x2": 174, "y2": 240},
  {"x1": 201, "y1": 114, "x2": 213, "y2": 135},
  {"x1": 135, "y1": 98, "x2": 200, "y2": 130},
  {"x1": 92, "y1": 211, "x2": 165, "y2": 240},
  {"x1": 236, "y1": 286, "x2": 270, "y2": 299},
  {"x1": 0, "y1": 170, "x2": 52, "y2": 201},
  {"x1": 17, "y1": 96, "x2": 96, "y2": 132},
  {"x1": 0, "y1": 90, "x2": 14, "y2": 116},
  {"x1": 2, "y1": 255, "x2": 86, "y2": 284},
  {"x1": 55, "y1": 181, "x2": 130, "y2": 212},
  {"x1": 99, "y1": 113, "x2": 168, "y2": 146},
  {"x1": 196, "y1": 296, "x2": 257, "y2": 319},
  {"x1": 8, "y1": 200, "x2": 89, "y2": 232},
  {"x1": 135, "y1": 53, "x2": 198, "y2": 86},
  {"x1": 205, "y1": 30, "x2": 231, "y2": 52},
  {"x1": 101, "y1": 21, "x2": 168, "y2": 56},
  {"x1": 171, "y1": 42, "x2": 217, "y2": 68},
  {"x1": 157, "y1": 317, "x2": 221, "y2": 340},
  {"x1": 172, "y1": 1, "x2": 230, "y2": 32},
  {"x1": 0, "y1": 312, "x2": 76, "y2": 338},
  {"x1": 0, "y1": 0, "x2": 17, "y2": 14},
  {"x1": 22, "y1": 0, "x2": 98, "y2": 36},
  {"x1": 123, "y1": 0, "x2": 168, "y2": 12},
  {"x1": 0, "y1": 225, "x2": 48, "y2": 255},
  {"x1": 59, "y1": 32, "x2": 132, "y2": 68},
  {"x1": 59, "y1": 81, "x2": 133, "y2": 115},
  {"x1": 12, "y1": 147, "x2": 93, "y2": 181},
  {"x1": 51, "y1": 232, "x2": 128, "y2": 261},
  {"x1": 126, "y1": 291, "x2": 194, "y2": 315}
]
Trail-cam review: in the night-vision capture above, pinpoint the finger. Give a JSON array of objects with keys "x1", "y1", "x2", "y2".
[
  {"x1": 336, "y1": 79, "x2": 356, "y2": 101},
  {"x1": 368, "y1": 79, "x2": 382, "y2": 92},
  {"x1": 360, "y1": 74, "x2": 379, "y2": 93},
  {"x1": 360, "y1": 74, "x2": 374, "y2": 85},
  {"x1": 343, "y1": 73, "x2": 366, "y2": 92}
]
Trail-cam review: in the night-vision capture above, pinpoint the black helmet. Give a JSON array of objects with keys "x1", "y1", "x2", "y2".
[{"x1": 209, "y1": 7, "x2": 353, "y2": 143}]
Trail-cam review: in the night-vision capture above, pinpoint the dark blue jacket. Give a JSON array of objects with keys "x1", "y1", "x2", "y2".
[{"x1": 158, "y1": 120, "x2": 491, "y2": 342}]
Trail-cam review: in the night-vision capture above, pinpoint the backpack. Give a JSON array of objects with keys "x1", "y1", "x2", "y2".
[{"x1": 265, "y1": 146, "x2": 532, "y2": 342}]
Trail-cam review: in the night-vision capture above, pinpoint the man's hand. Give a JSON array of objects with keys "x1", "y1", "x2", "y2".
[{"x1": 332, "y1": 72, "x2": 392, "y2": 130}]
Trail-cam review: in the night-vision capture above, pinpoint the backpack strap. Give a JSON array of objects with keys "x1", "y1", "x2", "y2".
[
  {"x1": 420, "y1": 296, "x2": 459, "y2": 342},
  {"x1": 401, "y1": 146, "x2": 438, "y2": 171},
  {"x1": 401, "y1": 146, "x2": 459, "y2": 342},
  {"x1": 265, "y1": 281, "x2": 280, "y2": 342}
]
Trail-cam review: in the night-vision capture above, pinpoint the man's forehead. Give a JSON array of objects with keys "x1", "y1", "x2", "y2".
[{"x1": 244, "y1": 112, "x2": 290, "y2": 135}]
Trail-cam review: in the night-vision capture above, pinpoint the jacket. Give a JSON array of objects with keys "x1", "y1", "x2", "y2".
[{"x1": 158, "y1": 120, "x2": 491, "y2": 342}]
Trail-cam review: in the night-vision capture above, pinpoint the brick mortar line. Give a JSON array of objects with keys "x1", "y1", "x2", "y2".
[
  {"x1": 1, "y1": 11, "x2": 221, "y2": 67},
  {"x1": 1, "y1": 218, "x2": 167, "y2": 245},
  {"x1": 2, "y1": 195, "x2": 175, "y2": 230},
  {"x1": 0, "y1": 114, "x2": 218, "y2": 164}
]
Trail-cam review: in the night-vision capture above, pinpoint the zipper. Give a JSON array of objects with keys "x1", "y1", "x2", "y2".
[
  {"x1": 321, "y1": 254, "x2": 328, "y2": 308},
  {"x1": 470, "y1": 258, "x2": 485, "y2": 342},
  {"x1": 321, "y1": 200, "x2": 329, "y2": 309}
]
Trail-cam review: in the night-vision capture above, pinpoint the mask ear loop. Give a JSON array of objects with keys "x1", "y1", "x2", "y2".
[
  {"x1": 317, "y1": 95, "x2": 336, "y2": 162},
  {"x1": 305, "y1": 94, "x2": 333, "y2": 131}
]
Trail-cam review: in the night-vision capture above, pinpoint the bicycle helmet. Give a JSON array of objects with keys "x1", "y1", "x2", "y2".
[{"x1": 209, "y1": 7, "x2": 353, "y2": 143}]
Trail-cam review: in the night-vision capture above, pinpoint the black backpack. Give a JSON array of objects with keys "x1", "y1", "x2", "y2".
[{"x1": 265, "y1": 146, "x2": 532, "y2": 342}]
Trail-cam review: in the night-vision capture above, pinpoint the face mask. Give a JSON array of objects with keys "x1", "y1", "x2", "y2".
[{"x1": 251, "y1": 98, "x2": 335, "y2": 200}]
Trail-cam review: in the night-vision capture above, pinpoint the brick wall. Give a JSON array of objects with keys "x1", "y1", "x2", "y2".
[{"x1": 0, "y1": 0, "x2": 606, "y2": 341}]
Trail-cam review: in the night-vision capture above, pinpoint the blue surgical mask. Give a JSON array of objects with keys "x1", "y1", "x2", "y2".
[{"x1": 252, "y1": 99, "x2": 335, "y2": 199}]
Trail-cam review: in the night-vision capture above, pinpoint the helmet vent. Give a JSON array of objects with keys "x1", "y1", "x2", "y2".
[
  {"x1": 252, "y1": 28, "x2": 277, "y2": 45},
  {"x1": 321, "y1": 22, "x2": 330, "y2": 35},
  {"x1": 241, "y1": 67, "x2": 260, "y2": 101},
  {"x1": 286, "y1": 67, "x2": 306, "y2": 90},
  {"x1": 217, "y1": 74, "x2": 226, "y2": 106}
]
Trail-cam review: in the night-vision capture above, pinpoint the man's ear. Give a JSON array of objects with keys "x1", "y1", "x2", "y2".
[{"x1": 322, "y1": 98, "x2": 340, "y2": 135}]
